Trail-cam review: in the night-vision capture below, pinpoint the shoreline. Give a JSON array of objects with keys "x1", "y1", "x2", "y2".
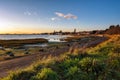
[{"x1": 0, "y1": 38, "x2": 48, "y2": 48}]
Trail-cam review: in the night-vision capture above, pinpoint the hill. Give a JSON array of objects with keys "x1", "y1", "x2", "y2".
[{"x1": 105, "y1": 24, "x2": 120, "y2": 34}]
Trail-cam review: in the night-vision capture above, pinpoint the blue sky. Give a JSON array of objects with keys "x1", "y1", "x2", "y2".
[{"x1": 0, "y1": 0, "x2": 120, "y2": 34}]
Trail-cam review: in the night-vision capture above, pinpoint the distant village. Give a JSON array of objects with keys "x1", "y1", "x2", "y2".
[
  {"x1": 41, "y1": 24, "x2": 120, "y2": 35},
  {"x1": 41, "y1": 28, "x2": 104, "y2": 35}
]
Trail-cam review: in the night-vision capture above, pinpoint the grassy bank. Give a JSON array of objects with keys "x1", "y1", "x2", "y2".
[
  {"x1": 0, "y1": 38, "x2": 48, "y2": 48},
  {"x1": 0, "y1": 42, "x2": 66, "y2": 61},
  {"x1": 1, "y1": 35, "x2": 120, "y2": 80},
  {"x1": 64, "y1": 35, "x2": 105, "y2": 42},
  {"x1": 64, "y1": 36, "x2": 81, "y2": 42}
]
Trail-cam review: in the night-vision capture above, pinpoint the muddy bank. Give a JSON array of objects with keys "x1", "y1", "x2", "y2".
[{"x1": 0, "y1": 38, "x2": 48, "y2": 48}]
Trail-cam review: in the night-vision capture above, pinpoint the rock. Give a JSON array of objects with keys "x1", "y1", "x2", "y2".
[{"x1": 6, "y1": 51, "x2": 14, "y2": 57}]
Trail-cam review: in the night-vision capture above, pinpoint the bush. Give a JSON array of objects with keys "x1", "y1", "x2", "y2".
[
  {"x1": 33, "y1": 63, "x2": 43, "y2": 72},
  {"x1": 113, "y1": 46, "x2": 120, "y2": 54},
  {"x1": 24, "y1": 51, "x2": 30, "y2": 54},
  {"x1": 107, "y1": 58, "x2": 120, "y2": 70},
  {"x1": 79, "y1": 57, "x2": 105, "y2": 73},
  {"x1": 3, "y1": 70, "x2": 35, "y2": 80},
  {"x1": 65, "y1": 66, "x2": 88, "y2": 80},
  {"x1": 98, "y1": 69, "x2": 120, "y2": 80},
  {"x1": 98, "y1": 46, "x2": 113, "y2": 55},
  {"x1": 59, "y1": 58, "x2": 79, "y2": 71},
  {"x1": 31, "y1": 68, "x2": 59, "y2": 80},
  {"x1": 79, "y1": 57, "x2": 93, "y2": 71}
]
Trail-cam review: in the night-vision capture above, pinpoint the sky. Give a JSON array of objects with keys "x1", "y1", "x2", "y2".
[{"x1": 0, "y1": 0, "x2": 120, "y2": 34}]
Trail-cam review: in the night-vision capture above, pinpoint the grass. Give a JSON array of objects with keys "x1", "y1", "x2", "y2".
[
  {"x1": 0, "y1": 41, "x2": 66, "y2": 61},
  {"x1": 64, "y1": 36, "x2": 81, "y2": 42},
  {"x1": 1, "y1": 35, "x2": 120, "y2": 80},
  {"x1": 0, "y1": 47, "x2": 41, "y2": 61}
]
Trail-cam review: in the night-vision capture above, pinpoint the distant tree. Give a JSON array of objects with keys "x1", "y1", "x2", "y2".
[
  {"x1": 105, "y1": 24, "x2": 120, "y2": 34},
  {"x1": 59, "y1": 30, "x2": 62, "y2": 33},
  {"x1": 116, "y1": 24, "x2": 120, "y2": 28},
  {"x1": 91, "y1": 30, "x2": 97, "y2": 34},
  {"x1": 109, "y1": 25, "x2": 115, "y2": 29}
]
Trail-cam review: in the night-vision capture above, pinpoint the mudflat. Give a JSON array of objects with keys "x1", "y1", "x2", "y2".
[{"x1": 0, "y1": 38, "x2": 48, "y2": 48}]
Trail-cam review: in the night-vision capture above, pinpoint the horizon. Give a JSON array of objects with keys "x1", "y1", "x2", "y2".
[{"x1": 0, "y1": 0, "x2": 120, "y2": 34}]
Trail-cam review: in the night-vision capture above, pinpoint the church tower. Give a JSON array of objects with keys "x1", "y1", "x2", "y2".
[{"x1": 74, "y1": 28, "x2": 76, "y2": 33}]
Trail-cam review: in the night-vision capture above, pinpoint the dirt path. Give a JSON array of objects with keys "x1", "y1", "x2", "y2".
[
  {"x1": 0, "y1": 36, "x2": 108, "y2": 78},
  {"x1": 0, "y1": 46, "x2": 69, "y2": 78}
]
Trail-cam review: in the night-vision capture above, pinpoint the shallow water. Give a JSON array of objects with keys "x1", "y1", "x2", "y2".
[
  {"x1": 0, "y1": 34, "x2": 68, "y2": 40},
  {"x1": 24, "y1": 44, "x2": 48, "y2": 47},
  {"x1": 0, "y1": 35, "x2": 68, "y2": 47}
]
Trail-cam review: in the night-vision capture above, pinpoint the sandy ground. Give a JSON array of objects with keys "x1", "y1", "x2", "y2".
[{"x1": 0, "y1": 37, "x2": 108, "y2": 78}]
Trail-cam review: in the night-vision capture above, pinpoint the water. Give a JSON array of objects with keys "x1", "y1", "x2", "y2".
[
  {"x1": 0, "y1": 34, "x2": 68, "y2": 40},
  {"x1": 0, "y1": 34, "x2": 69, "y2": 48},
  {"x1": 24, "y1": 44, "x2": 48, "y2": 47}
]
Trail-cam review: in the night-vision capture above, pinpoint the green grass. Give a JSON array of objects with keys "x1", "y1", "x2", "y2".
[
  {"x1": 0, "y1": 47, "x2": 42, "y2": 61},
  {"x1": 31, "y1": 68, "x2": 58, "y2": 80},
  {"x1": 1, "y1": 35, "x2": 120, "y2": 80}
]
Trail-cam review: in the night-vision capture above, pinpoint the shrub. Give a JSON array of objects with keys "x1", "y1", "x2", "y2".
[
  {"x1": 79, "y1": 57, "x2": 105, "y2": 74},
  {"x1": 33, "y1": 63, "x2": 43, "y2": 72},
  {"x1": 31, "y1": 68, "x2": 59, "y2": 80},
  {"x1": 79, "y1": 57, "x2": 93, "y2": 72},
  {"x1": 98, "y1": 69, "x2": 120, "y2": 80},
  {"x1": 59, "y1": 58, "x2": 79, "y2": 71},
  {"x1": 113, "y1": 46, "x2": 120, "y2": 54},
  {"x1": 3, "y1": 70, "x2": 35, "y2": 80},
  {"x1": 24, "y1": 51, "x2": 30, "y2": 54},
  {"x1": 65, "y1": 66, "x2": 88, "y2": 80},
  {"x1": 67, "y1": 51, "x2": 88, "y2": 59},
  {"x1": 107, "y1": 58, "x2": 120, "y2": 70},
  {"x1": 98, "y1": 46, "x2": 113, "y2": 55}
]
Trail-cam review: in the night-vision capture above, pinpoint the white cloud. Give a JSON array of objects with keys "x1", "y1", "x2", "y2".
[
  {"x1": 24, "y1": 11, "x2": 37, "y2": 16},
  {"x1": 51, "y1": 17, "x2": 60, "y2": 21},
  {"x1": 55, "y1": 12, "x2": 64, "y2": 17},
  {"x1": 24, "y1": 11, "x2": 31, "y2": 16},
  {"x1": 64, "y1": 13, "x2": 77, "y2": 19},
  {"x1": 55, "y1": 12, "x2": 77, "y2": 19},
  {"x1": 51, "y1": 18, "x2": 56, "y2": 21}
]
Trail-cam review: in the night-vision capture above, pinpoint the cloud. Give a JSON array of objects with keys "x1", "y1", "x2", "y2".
[
  {"x1": 24, "y1": 11, "x2": 37, "y2": 16},
  {"x1": 64, "y1": 13, "x2": 77, "y2": 19},
  {"x1": 33, "y1": 12, "x2": 38, "y2": 16},
  {"x1": 55, "y1": 12, "x2": 77, "y2": 19},
  {"x1": 51, "y1": 17, "x2": 60, "y2": 21},
  {"x1": 24, "y1": 11, "x2": 31, "y2": 16},
  {"x1": 55, "y1": 12, "x2": 64, "y2": 17},
  {"x1": 51, "y1": 18, "x2": 56, "y2": 21}
]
